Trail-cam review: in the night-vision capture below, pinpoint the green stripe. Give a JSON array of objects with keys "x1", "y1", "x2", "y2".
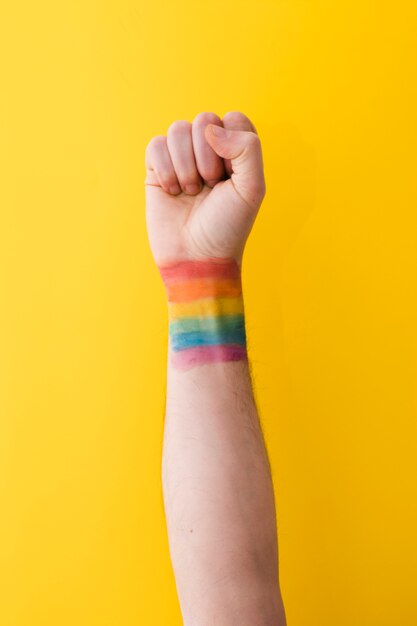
[{"x1": 169, "y1": 314, "x2": 245, "y2": 335}]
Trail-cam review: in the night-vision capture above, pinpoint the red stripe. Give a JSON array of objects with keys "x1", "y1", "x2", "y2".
[{"x1": 159, "y1": 258, "x2": 241, "y2": 283}]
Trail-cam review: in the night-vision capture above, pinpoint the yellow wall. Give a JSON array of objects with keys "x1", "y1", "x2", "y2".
[{"x1": 1, "y1": 1, "x2": 416, "y2": 624}]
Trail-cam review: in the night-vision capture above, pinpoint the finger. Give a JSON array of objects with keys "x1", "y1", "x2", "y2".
[
  {"x1": 167, "y1": 120, "x2": 203, "y2": 195},
  {"x1": 192, "y1": 112, "x2": 226, "y2": 187},
  {"x1": 145, "y1": 135, "x2": 181, "y2": 194},
  {"x1": 204, "y1": 124, "x2": 266, "y2": 209},
  {"x1": 221, "y1": 111, "x2": 258, "y2": 177}
]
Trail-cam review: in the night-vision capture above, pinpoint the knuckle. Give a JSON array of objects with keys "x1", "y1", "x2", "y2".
[
  {"x1": 246, "y1": 131, "x2": 261, "y2": 147},
  {"x1": 222, "y1": 110, "x2": 249, "y2": 125},
  {"x1": 168, "y1": 119, "x2": 191, "y2": 135},
  {"x1": 193, "y1": 111, "x2": 220, "y2": 126},
  {"x1": 242, "y1": 182, "x2": 266, "y2": 209},
  {"x1": 253, "y1": 178, "x2": 266, "y2": 200},
  {"x1": 222, "y1": 111, "x2": 257, "y2": 134},
  {"x1": 222, "y1": 110, "x2": 243, "y2": 121},
  {"x1": 242, "y1": 175, "x2": 266, "y2": 206},
  {"x1": 146, "y1": 134, "x2": 166, "y2": 154}
]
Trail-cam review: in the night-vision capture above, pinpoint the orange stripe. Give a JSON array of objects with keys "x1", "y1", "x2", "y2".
[{"x1": 166, "y1": 278, "x2": 242, "y2": 302}]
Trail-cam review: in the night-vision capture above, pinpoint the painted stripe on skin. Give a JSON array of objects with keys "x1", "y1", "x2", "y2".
[
  {"x1": 160, "y1": 257, "x2": 247, "y2": 370},
  {"x1": 170, "y1": 344, "x2": 248, "y2": 371},
  {"x1": 171, "y1": 325, "x2": 246, "y2": 351},
  {"x1": 168, "y1": 296, "x2": 244, "y2": 320},
  {"x1": 165, "y1": 277, "x2": 242, "y2": 302},
  {"x1": 159, "y1": 258, "x2": 241, "y2": 283},
  {"x1": 169, "y1": 314, "x2": 245, "y2": 335}
]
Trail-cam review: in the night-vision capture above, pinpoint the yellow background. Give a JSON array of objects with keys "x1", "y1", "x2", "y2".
[{"x1": 1, "y1": 1, "x2": 416, "y2": 624}]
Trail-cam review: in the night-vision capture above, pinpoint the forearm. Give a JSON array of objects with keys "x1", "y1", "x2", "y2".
[
  {"x1": 160, "y1": 259, "x2": 286, "y2": 625},
  {"x1": 146, "y1": 110, "x2": 286, "y2": 624}
]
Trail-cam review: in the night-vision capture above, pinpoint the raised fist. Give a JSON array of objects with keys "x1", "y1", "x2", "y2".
[{"x1": 145, "y1": 111, "x2": 266, "y2": 267}]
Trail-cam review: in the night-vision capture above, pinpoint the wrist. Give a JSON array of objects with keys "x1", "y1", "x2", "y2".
[{"x1": 158, "y1": 257, "x2": 247, "y2": 371}]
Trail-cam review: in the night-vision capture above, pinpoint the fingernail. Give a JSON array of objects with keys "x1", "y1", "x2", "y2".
[
  {"x1": 184, "y1": 183, "x2": 201, "y2": 195},
  {"x1": 210, "y1": 124, "x2": 226, "y2": 137}
]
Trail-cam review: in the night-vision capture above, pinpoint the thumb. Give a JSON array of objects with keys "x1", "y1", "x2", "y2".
[{"x1": 204, "y1": 124, "x2": 266, "y2": 208}]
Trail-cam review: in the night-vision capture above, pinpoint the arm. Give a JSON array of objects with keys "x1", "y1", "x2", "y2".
[{"x1": 145, "y1": 111, "x2": 286, "y2": 626}]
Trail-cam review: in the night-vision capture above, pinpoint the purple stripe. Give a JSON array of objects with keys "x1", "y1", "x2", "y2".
[{"x1": 171, "y1": 344, "x2": 247, "y2": 371}]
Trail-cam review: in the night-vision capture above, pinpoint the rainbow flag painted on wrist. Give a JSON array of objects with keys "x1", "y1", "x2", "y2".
[{"x1": 159, "y1": 258, "x2": 247, "y2": 371}]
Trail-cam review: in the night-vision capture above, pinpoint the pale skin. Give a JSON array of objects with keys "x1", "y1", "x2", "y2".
[{"x1": 145, "y1": 111, "x2": 287, "y2": 625}]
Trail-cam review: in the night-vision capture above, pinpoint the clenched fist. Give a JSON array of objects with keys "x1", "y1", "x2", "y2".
[{"x1": 145, "y1": 111, "x2": 266, "y2": 267}]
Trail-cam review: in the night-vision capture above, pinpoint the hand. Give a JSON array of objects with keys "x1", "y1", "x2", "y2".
[{"x1": 145, "y1": 111, "x2": 266, "y2": 267}]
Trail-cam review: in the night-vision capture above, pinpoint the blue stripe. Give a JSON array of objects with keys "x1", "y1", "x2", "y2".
[{"x1": 171, "y1": 325, "x2": 246, "y2": 352}]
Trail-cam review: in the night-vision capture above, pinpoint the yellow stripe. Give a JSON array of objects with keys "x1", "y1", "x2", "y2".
[{"x1": 168, "y1": 296, "x2": 244, "y2": 319}]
